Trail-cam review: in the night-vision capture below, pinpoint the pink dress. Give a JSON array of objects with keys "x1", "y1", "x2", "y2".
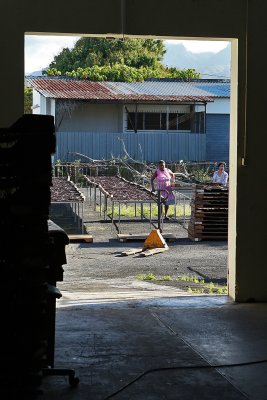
[{"x1": 155, "y1": 168, "x2": 175, "y2": 205}]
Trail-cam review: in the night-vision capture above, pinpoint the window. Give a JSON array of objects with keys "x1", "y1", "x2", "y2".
[
  {"x1": 161, "y1": 113, "x2": 167, "y2": 130},
  {"x1": 144, "y1": 113, "x2": 160, "y2": 130},
  {"x1": 169, "y1": 113, "x2": 178, "y2": 130},
  {"x1": 178, "y1": 113, "x2": 191, "y2": 130},
  {"x1": 126, "y1": 110, "x2": 205, "y2": 133},
  {"x1": 127, "y1": 112, "x2": 143, "y2": 130},
  {"x1": 189, "y1": 111, "x2": 205, "y2": 133}
]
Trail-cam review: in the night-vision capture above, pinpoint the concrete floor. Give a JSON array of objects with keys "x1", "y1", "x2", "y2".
[
  {"x1": 44, "y1": 192, "x2": 267, "y2": 399},
  {"x1": 44, "y1": 191, "x2": 267, "y2": 399},
  {"x1": 41, "y1": 296, "x2": 267, "y2": 400}
]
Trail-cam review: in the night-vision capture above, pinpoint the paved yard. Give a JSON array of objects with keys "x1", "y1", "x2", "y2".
[{"x1": 50, "y1": 188, "x2": 228, "y2": 303}]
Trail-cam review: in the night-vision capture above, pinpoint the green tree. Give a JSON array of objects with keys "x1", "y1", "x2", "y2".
[
  {"x1": 24, "y1": 87, "x2": 32, "y2": 114},
  {"x1": 43, "y1": 67, "x2": 61, "y2": 76},
  {"x1": 45, "y1": 37, "x2": 200, "y2": 81},
  {"x1": 48, "y1": 38, "x2": 165, "y2": 73},
  {"x1": 61, "y1": 64, "x2": 199, "y2": 82}
]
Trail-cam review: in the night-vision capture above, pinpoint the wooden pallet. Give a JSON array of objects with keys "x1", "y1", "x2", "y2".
[
  {"x1": 188, "y1": 235, "x2": 227, "y2": 241},
  {"x1": 188, "y1": 231, "x2": 226, "y2": 237},
  {"x1": 188, "y1": 224, "x2": 228, "y2": 232},
  {"x1": 121, "y1": 247, "x2": 168, "y2": 257},
  {"x1": 192, "y1": 201, "x2": 228, "y2": 207},
  {"x1": 190, "y1": 220, "x2": 228, "y2": 226},
  {"x1": 188, "y1": 186, "x2": 229, "y2": 241},
  {"x1": 192, "y1": 195, "x2": 228, "y2": 200},
  {"x1": 117, "y1": 233, "x2": 176, "y2": 243},
  {"x1": 68, "y1": 234, "x2": 93, "y2": 243}
]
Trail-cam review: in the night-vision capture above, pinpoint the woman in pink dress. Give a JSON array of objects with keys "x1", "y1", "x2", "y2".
[{"x1": 151, "y1": 160, "x2": 175, "y2": 220}]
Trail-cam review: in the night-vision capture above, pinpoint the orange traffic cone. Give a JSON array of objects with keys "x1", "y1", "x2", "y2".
[{"x1": 143, "y1": 229, "x2": 168, "y2": 250}]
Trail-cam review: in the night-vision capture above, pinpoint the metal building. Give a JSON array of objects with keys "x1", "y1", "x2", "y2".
[{"x1": 27, "y1": 77, "x2": 230, "y2": 163}]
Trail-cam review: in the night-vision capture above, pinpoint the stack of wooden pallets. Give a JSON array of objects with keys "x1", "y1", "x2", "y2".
[{"x1": 188, "y1": 184, "x2": 228, "y2": 241}]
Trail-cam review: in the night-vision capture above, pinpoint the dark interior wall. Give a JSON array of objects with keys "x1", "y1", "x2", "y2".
[
  {"x1": 0, "y1": 0, "x2": 266, "y2": 301},
  {"x1": 234, "y1": 0, "x2": 267, "y2": 301}
]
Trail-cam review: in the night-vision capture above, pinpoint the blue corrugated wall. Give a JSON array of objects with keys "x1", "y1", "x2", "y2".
[
  {"x1": 55, "y1": 131, "x2": 206, "y2": 163},
  {"x1": 206, "y1": 114, "x2": 230, "y2": 163}
]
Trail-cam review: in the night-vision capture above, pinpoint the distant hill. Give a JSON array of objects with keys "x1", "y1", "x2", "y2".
[
  {"x1": 163, "y1": 43, "x2": 231, "y2": 79},
  {"x1": 25, "y1": 69, "x2": 47, "y2": 76}
]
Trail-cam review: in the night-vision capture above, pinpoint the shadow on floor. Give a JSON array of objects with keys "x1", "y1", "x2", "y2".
[{"x1": 41, "y1": 296, "x2": 267, "y2": 400}]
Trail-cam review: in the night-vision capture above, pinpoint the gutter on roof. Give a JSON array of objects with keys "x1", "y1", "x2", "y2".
[{"x1": 54, "y1": 99, "x2": 213, "y2": 104}]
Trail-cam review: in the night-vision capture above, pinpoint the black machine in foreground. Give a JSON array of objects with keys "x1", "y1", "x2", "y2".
[{"x1": 0, "y1": 115, "x2": 78, "y2": 398}]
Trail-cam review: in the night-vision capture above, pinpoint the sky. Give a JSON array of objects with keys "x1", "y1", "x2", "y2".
[{"x1": 24, "y1": 35, "x2": 230, "y2": 74}]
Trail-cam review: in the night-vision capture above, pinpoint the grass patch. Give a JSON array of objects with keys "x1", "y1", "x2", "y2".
[
  {"x1": 136, "y1": 272, "x2": 157, "y2": 281},
  {"x1": 160, "y1": 275, "x2": 173, "y2": 281},
  {"x1": 98, "y1": 203, "x2": 191, "y2": 218},
  {"x1": 136, "y1": 272, "x2": 173, "y2": 281},
  {"x1": 187, "y1": 284, "x2": 228, "y2": 295},
  {"x1": 177, "y1": 276, "x2": 205, "y2": 284},
  {"x1": 186, "y1": 279, "x2": 227, "y2": 295},
  {"x1": 136, "y1": 273, "x2": 227, "y2": 295},
  {"x1": 188, "y1": 287, "x2": 205, "y2": 294}
]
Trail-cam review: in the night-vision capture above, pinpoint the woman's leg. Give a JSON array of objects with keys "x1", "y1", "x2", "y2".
[{"x1": 164, "y1": 205, "x2": 169, "y2": 218}]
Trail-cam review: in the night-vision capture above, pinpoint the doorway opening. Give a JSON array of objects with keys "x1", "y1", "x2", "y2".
[{"x1": 24, "y1": 33, "x2": 236, "y2": 301}]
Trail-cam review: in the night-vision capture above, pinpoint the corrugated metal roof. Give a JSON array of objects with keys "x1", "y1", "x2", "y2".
[
  {"x1": 107, "y1": 81, "x2": 229, "y2": 98},
  {"x1": 26, "y1": 77, "x2": 229, "y2": 103},
  {"x1": 145, "y1": 78, "x2": 230, "y2": 97},
  {"x1": 194, "y1": 82, "x2": 230, "y2": 97}
]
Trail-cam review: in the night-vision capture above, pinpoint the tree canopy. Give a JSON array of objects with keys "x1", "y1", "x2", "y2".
[
  {"x1": 44, "y1": 37, "x2": 200, "y2": 81},
  {"x1": 24, "y1": 87, "x2": 32, "y2": 114},
  {"x1": 49, "y1": 38, "x2": 165, "y2": 72}
]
